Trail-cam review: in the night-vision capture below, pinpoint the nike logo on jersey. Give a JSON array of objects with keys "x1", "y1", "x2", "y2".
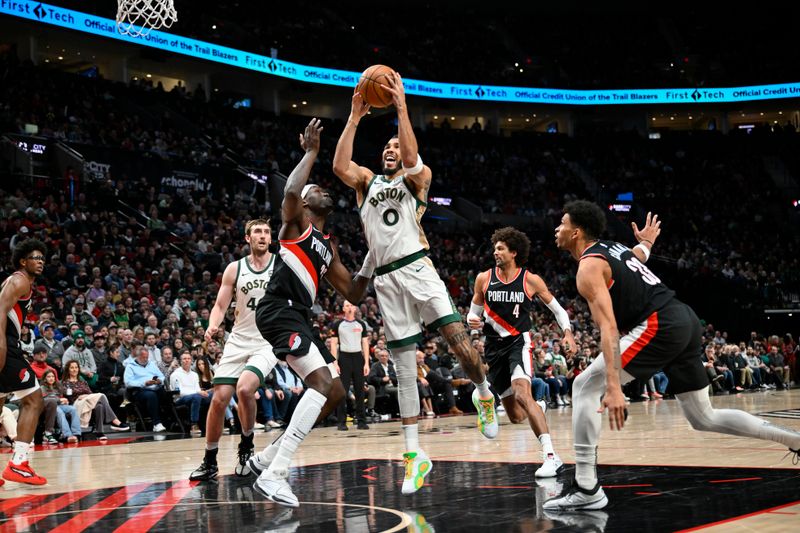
[
  {"x1": 415, "y1": 265, "x2": 424, "y2": 272},
  {"x1": 240, "y1": 272, "x2": 249, "y2": 277},
  {"x1": 489, "y1": 281, "x2": 502, "y2": 286}
]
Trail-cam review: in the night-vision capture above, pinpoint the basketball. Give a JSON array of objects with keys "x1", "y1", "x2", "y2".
[{"x1": 355, "y1": 64, "x2": 395, "y2": 108}]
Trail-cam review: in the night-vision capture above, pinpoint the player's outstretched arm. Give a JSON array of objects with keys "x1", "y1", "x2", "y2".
[
  {"x1": 283, "y1": 118, "x2": 323, "y2": 227},
  {"x1": 576, "y1": 258, "x2": 626, "y2": 430},
  {"x1": 527, "y1": 272, "x2": 576, "y2": 355},
  {"x1": 631, "y1": 211, "x2": 661, "y2": 263},
  {"x1": 383, "y1": 72, "x2": 432, "y2": 196},
  {"x1": 325, "y1": 250, "x2": 374, "y2": 304},
  {"x1": 0, "y1": 275, "x2": 26, "y2": 371},
  {"x1": 333, "y1": 93, "x2": 373, "y2": 191},
  {"x1": 205, "y1": 261, "x2": 237, "y2": 342}
]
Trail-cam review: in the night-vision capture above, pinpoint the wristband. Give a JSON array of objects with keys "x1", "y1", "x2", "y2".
[
  {"x1": 469, "y1": 302, "x2": 484, "y2": 317},
  {"x1": 404, "y1": 154, "x2": 424, "y2": 175},
  {"x1": 634, "y1": 243, "x2": 651, "y2": 261},
  {"x1": 358, "y1": 251, "x2": 375, "y2": 278}
]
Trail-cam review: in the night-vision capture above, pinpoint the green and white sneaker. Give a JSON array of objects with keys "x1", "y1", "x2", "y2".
[
  {"x1": 401, "y1": 450, "x2": 432, "y2": 495},
  {"x1": 472, "y1": 389, "x2": 499, "y2": 439}
]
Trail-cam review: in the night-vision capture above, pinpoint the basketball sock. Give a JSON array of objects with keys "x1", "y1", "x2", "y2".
[
  {"x1": 475, "y1": 378, "x2": 492, "y2": 399},
  {"x1": 11, "y1": 441, "x2": 30, "y2": 465},
  {"x1": 403, "y1": 423, "x2": 420, "y2": 452},
  {"x1": 574, "y1": 444, "x2": 598, "y2": 490},
  {"x1": 241, "y1": 429, "x2": 254, "y2": 438},
  {"x1": 677, "y1": 388, "x2": 800, "y2": 449},
  {"x1": 241, "y1": 432, "x2": 254, "y2": 446},
  {"x1": 204, "y1": 447, "x2": 219, "y2": 465},
  {"x1": 538, "y1": 433, "x2": 555, "y2": 456},
  {"x1": 205, "y1": 442, "x2": 219, "y2": 451},
  {"x1": 267, "y1": 388, "x2": 326, "y2": 475},
  {"x1": 260, "y1": 432, "x2": 285, "y2": 462}
]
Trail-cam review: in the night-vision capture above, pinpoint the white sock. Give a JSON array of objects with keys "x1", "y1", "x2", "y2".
[
  {"x1": 403, "y1": 423, "x2": 419, "y2": 452},
  {"x1": 267, "y1": 388, "x2": 326, "y2": 475},
  {"x1": 261, "y1": 433, "x2": 285, "y2": 461},
  {"x1": 242, "y1": 429, "x2": 254, "y2": 437},
  {"x1": 11, "y1": 441, "x2": 30, "y2": 465},
  {"x1": 475, "y1": 378, "x2": 492, "y2": 399},
  {"x1": 539, "y1": 433, "x2": 555, "y2": 456},
  {"x1": 574, "y1": 444, "x2": 598, "y2": 490},
  {"x1": 205, "y1": 442, "x2": 219, "y2": 451}
]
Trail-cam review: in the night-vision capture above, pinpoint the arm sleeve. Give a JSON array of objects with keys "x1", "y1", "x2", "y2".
[{"x1": 545, "y1": 298, "x2": 571, "y2": 332}]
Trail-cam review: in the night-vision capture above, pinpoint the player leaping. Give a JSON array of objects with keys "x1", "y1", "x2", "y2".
[
  {"x1": 334, "y1": 72, "x2": 497, "y2": 495},
  {"x1": 251, "y1": 118, "x2": 373, "y2": 508}
]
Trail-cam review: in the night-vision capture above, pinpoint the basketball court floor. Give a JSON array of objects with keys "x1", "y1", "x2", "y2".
[{"x1": 1, "y1": 389, "x2": 799, "y2": 532}]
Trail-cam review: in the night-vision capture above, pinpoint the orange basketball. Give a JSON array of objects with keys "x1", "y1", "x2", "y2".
[{"x1": 355, "y1": 65, "x2": 395, "y2": 108}]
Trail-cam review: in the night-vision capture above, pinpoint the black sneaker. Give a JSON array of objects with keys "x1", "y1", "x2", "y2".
[
  {"x1": 357, "y1": 421, "x2": 369, "y2": 430},
  {"x1": 190, "y1": 460, "x2": 219, "y2": 481},
  {"x1": 235, "y1": 439, "x2": 255, "y2": 477},
  {"x1": 110, "y1": 420, "x2": 130, "y2": 432},
  {"x1": 337, "y1": 424, "x2": 348, "y2": 431}
]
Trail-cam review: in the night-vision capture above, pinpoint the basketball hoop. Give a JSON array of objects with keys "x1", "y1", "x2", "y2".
[{"x1": 116, "y1": 0, "x2": 177, "y2": 38}]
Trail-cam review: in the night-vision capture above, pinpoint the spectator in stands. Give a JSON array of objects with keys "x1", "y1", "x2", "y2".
[
  {"x1": 170, "y1": 352, "x2": 210, "y2": 434},
  {"x1": 34, "y1": 322, "x2": 62, "y2": 365},
  {"x1": 40, "y1": 370, "x2": 80, "y2": 444},
  {"x1": 97, "y1": 344, "x2": 126, "y2": 413},
  {"x1": 368, "y1": 349, "x2": 399, "y2": 415},
  {"x1": 416, "y1": 350, "x2": 462, "y2": 416},
  {"x1": 30, "y1": 345, "x2": 57, "y2": 381},
  {"x1": 62, "y1": 360, "x2": 129, "y2": 439},
  {"x1": 275, "y1": 360, "x2": 303, "y2": 423},
  {"x1": 768, "y1": 346, "x2": 788, "y2": 390},
  {"x1": 62, "y1": 330, "x2": 98, "y2": 389},
  {"x1": 73, "y1": 297, "x2": 97, "y2": 327},
  {"x1": 123, "y1": 345, "x2": 169, "y2": 432},
  {"x1": 91, "y1": 331, "x2": 109, "y2": 367}
]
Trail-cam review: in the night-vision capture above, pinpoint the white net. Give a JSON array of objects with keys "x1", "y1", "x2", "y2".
[{"x1": 116, "y1": 0, "x2": 178, "y2": 38}]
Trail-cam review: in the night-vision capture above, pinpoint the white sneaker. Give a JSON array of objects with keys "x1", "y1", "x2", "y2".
[
  {"x1": 543, "y1": 482, "x2": 608, "y2": 511},
  {"x1": 536, "y1": 400, "x2": 547, "y2": 415},
  {"x1": 556, "y1": 396, "x2": 565, "y2": 406},
  {"x1": 153, "y1": 423, "x2": 166, "y2": 433},
  {"x1": 253, "y1": 422, "x2": 266, "y2": 430},
  {"x1": 267, "y1": 420, "x2": 282, "y2": 428},
  {"x1": 253, "y1": 469, "x2": 299, "y2": 508},
  {"x1": 471, "y1": 389, "x2": 499, "y2": 439},
  {"x1": 401, "y1": 449, "x2": 433, "y2": 495},
  {"x1": 535, "y1": 453, "x2": 565, "y2": 478},
  {"x1": 247, "y1": 451, "x2": 273, "y2": 476}
]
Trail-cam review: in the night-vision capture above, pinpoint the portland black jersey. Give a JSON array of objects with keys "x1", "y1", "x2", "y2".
[
  {"x1": 482, "y1": 267, "x2": 533, "y2": 340},
  {"x1": 581, "y1": 240, "x2": 675, "y2": 332},
  {"x1": 267, "y1": 224, "x2": 334, "y2": 309},
  {"x1": 2, "y1": 271, "x2": 32, "y2": 344}
]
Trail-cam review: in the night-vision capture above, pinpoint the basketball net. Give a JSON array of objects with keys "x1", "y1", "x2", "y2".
[{"x1": 116, "y1": 0, "x2": 177, "y2": 38}]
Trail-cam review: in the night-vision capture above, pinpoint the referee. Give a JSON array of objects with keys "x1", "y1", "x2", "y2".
[{"x1": 331, "y1": 301, "x2": 370, "y2": 430}]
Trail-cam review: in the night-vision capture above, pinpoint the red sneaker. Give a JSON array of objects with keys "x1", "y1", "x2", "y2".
[{"x1": 3, "y1": 461, "x2": 47, "y2": 485}]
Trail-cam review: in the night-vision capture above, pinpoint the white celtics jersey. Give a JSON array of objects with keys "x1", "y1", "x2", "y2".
[
  {"x1": 231, "y1": 254, "x2": 275, "y2": 339},
  {"x1": 359, "y1": 175, "x2": 429, "y2": 266}
]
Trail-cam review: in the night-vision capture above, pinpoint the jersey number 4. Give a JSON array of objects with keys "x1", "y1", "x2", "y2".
[
  {"x1": 246, "y1": 297, "x2": 258, "y2": 310},
  {"x1": 512, "y1": 304, "x2": 520, "y2": 318},
  {"x1": 625, "y1": 257, "x2": 661, "y2": 286}
]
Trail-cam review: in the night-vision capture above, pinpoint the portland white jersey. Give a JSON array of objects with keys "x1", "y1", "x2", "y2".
[
  {"x1": 231, "y1": 254, "x2": 275, "y2": 340},
  {"x1": 358, "y1": 174, "x2": 429, "y2": 266}
]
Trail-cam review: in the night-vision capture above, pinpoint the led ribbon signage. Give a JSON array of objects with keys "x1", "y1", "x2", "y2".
[{"x1": 3, "y1": 1, "x2": 800, "y2": 105}]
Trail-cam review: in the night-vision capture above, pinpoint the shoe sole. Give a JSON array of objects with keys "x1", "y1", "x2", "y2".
[
  {"x1": 252, "y1": 481, "x2": 299, "y2": 508},
  {"x1": 247, "y1": 457, "x2": 269, "y2": 476},
  {"x1": 110, "y1": 427, "x2": 130, "y2": 431},
  {"x1": 401, "y1": 460, "x2": 433, "y2": 495}
]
